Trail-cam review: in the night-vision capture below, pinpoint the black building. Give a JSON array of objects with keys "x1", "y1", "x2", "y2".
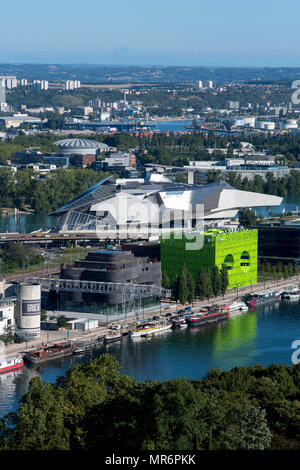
[
  {"x1": 254, "y1": 221, "x2": 300, "y2": 267},
  {"x1": 58, "y1": 249, "x2": 161, "y2": 312}
]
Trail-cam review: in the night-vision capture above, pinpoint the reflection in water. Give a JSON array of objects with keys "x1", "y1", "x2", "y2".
[
  {"x1": 214, "y1": 313, "x2": 257, "y2": 353},
  {"x1": 1, "y1": 301, "x2": 300, "y2": 417},
  {"x1": 212, "y1": 313, "x2": 257, "y2": 370},
  {"x1": 0, "y1": 214, "x2": 56, "y2": 234}
]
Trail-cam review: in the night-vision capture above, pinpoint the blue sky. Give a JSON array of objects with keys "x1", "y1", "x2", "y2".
[{"x1": 1, "y1": 0, "x2": 300, "y2": 66}]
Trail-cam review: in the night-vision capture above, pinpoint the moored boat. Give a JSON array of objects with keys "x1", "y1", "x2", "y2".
[
  {"x1": 24, "y1": 342, "x2": 75, "y2": 364},
  {"x1": 104, "y1": 332, "x2": 123, "y2": 344},
  {"x1": 245, "y1": 290, "x2": 280, "y2": 307},
  {"x1": 0, "y1": 356, "x2": 24, "y2": 374},
  {"x1": 187, "y1": 306, "x2": 229, "y2": 326},
  {"x1": 129, "y1": 321, "x2": 172, "y2": 338},
  {"x1": 220, "y1": 301, "x2": 248, "y2": 316},
  {"x1": 171, "y1": 318, "x2": 188, "y2": 328},
  {"x1": 73, "y1": 348, "x2": 86, "y2": 355},
  {"x1": 281, "y1": 285, "x2": 300, "y2": 301}
]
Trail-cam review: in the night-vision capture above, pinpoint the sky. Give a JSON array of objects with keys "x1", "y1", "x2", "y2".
[{"x1": 1, "y1": 0, "x2": 300, "y2": 66}]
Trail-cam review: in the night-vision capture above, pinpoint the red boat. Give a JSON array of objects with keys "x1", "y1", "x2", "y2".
[
  {"x1": 0, "y1": 356, "x2": 24, "y2": 374},
  {"x1": 187, "y1": 306, "x2": 229, "y2": 326}
]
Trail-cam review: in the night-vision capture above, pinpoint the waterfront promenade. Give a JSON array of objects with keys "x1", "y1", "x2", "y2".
[{"x1": 2, "y1": 273, "x2": 300, "y2": 358}]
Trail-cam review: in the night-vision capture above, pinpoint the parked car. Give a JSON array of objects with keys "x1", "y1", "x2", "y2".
[{"x1": 152, "y1": 316, "x2": 160, "y2": 320}]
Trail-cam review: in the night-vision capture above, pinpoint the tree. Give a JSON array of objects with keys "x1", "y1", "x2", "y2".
[
  {"x1": 178, "y1": 265, "x2": 189, "y2": 305},
  {"x1": 186, "y1": 271, "x2": 195, "y2": 304},
  {"x1": 236, "y1": 407, "x2": 272, "y2": 450},
  {"x1": 220, "y1": 264, "x2": 229, "y2": 296},
  {"x1": 238, "y1": 208, "x2": 257, "y2": 228},
  {"x1": 161, "y1": 271, "x2": 170, "y2": 289},
  {"x1": 0, "y1": 327, "x2": 15, "y2": 345},
  {"x1": 197, "y1": 269, "x2": 213, "y2": 300},
  {"x1": 171, "y1": 275, "x2": 180, "y2": 302},
  {"x1": 211, "y1": 266, "x2": 221, "y2": 297},
  {"x1": 56, "y1": 315, "x2": 68, "y2": 329}
]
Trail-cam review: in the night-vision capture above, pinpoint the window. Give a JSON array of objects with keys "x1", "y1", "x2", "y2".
[{"x1": 224, "y1": 254, "x2": 234, "y2": 270}]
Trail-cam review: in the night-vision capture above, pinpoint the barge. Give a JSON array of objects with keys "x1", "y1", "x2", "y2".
[
  {"x1": 187, "y1": 306, "x2": 229, "y2": 326},
  {"x1": 23, "y1": 342, "x2": 75, "y2": 364}
]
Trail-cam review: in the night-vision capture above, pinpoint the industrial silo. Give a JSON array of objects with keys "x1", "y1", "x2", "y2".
[{"x1": 15, "y1": 283, "x2": 41, "y2": 341}]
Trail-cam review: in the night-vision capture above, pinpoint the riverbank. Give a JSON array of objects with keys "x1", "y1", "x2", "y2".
[{"x1": 3, "y1": 272, "x2": 299, "y2": 358}]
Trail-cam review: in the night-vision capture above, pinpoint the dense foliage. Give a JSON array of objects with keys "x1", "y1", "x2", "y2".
[
  {"x1": 0, "y1": 243, "x2": 43, "y2": 275},
  {"x1": 0, "y1": 354, "x2": 299, "y2": 450},
  {"x1": 0, "y1": 167, "x2": 111, "y2": 213}
]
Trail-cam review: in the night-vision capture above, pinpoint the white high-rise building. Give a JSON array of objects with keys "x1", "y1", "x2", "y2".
[
  {"x1": 197, "y1": 80, "x2": 203, "y2": 89},
  {"x1": 207, "y1": 80, "x2": 213, "y2": 89},
  {"x1": 65, "y1": 80, "x2": 81, "y2": 90},
  {"x1": 0, "y1": 76, "x2": 17, "y2": 89},
  {"x1": 0, "y1": 81, "x2": 6, "y2": 104},
  {"x1": 34, "y1": 80, "x2": 48, "y2": 90},
  {"x1": 21, "y1": 79, "x2": 28, "y2": 86}
]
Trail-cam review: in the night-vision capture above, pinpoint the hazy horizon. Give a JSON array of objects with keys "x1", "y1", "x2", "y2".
[{"x1": 1, "y1": 0, "x2": 300, "y2": 67}]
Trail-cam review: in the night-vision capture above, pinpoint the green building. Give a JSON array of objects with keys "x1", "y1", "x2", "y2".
[{"x1": 161, "y1": 229, "x2": 258, "y2": 289}]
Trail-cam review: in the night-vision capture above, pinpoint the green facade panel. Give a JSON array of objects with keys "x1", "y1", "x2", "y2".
[{"x1": 161, "y1": 229, "x2": 258, "y2": 289}]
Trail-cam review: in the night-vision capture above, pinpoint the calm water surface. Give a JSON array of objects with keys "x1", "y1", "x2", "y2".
[{"x1": 0, "y1": 300, "x2": 299, "y2": 417}]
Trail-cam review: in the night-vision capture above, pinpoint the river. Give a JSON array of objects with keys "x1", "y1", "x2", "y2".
[
  {"x1": 0, "y1": 214, "x2": 56, "y2": 234},
  {"x1": 0, "y1": 300, "x2": 299, "y2": 418}
]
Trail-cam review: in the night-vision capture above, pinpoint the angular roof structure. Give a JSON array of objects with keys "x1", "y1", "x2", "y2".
[{"x1": 50, "y1": 178, "x2": 283, "y2": 232}]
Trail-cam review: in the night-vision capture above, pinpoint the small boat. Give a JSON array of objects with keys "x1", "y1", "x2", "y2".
[
  {"x1": 281, "y1": 285, "x2": 300, "y2": 301},
  {"x1": 220, "y1": 301, "x2": 248, "y2": 316},
  {"x1": 73, "y1": 348, "x2": 85, "y2": 355},
  {"x1": 171, "y1": 318, "x2": 188, "y2": 328},
  {"x1": 129, "y1": 321, "x2": 172, "y2": 338},
  {"x1": 245, "y1": 290, "x2": 280, "y2": 307},
  {"x1": 104, "y1": 333, "x2": 123, "y2": 344},
  {"x1": 0, "y1": 356, "x2": 24, "y2": 374}
]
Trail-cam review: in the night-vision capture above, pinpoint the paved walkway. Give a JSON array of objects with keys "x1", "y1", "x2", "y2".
[{"x1": 2, "y1": 274, "x2": 299, "y2": 358}]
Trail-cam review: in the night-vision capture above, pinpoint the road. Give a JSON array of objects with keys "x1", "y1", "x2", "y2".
[{"x1": 2, "y1": 273, "x2": 300, "y2": 358}]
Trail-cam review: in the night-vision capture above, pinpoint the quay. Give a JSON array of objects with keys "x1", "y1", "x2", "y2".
[{"x1": 2, "y1": 272, "x2": 300, "y2": 361}]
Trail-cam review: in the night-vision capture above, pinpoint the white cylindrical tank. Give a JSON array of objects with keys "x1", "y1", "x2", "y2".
[
  {"x1": 243, "y1": 117, "x2": 256, "y2": 128},
  {"x1": 256, "y1": 121, "x2": 275, "y2": 130},
  {"x1": 283, "y1": 119, "x2": 298, "y2": 129},
  {"x1": 16, "y1": 283, "x2": 41, "y2": 340}
]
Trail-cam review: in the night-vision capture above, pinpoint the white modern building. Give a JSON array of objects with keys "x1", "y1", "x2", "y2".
[{"x1": 50, "y1": 177, "x2": 283, "y2": 235}]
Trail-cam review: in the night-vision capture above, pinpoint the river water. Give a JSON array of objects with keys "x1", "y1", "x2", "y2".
[{"x1": 0, "y1": 300, "x2": 299, "y2": 418}]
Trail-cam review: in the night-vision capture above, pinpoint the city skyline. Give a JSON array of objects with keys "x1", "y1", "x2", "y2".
[{"x1": 1, "y1": 0, "x2": 300, "y2": 66}]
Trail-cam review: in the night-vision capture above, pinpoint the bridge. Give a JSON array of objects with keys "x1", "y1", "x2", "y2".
[
  {"x1": 25, "y1": 277, "x2": 171, "y2": 316},
  {"x1": 0, "y1": 232, "x2": 152, "y2": 244}
]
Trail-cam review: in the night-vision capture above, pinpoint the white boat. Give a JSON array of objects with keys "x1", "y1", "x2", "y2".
[
  {"x1": 0, "y1": 356, "x2": 24, "y2": 374},
  {"x1": 220, "y1": 301, "x2": 248, "y2": 316},
  {"x1": 104, "y1": 332, "x2": 123, "y2": 344},
  {"x1": 281, "y1": 285, "x2": 300, "y2": 301},
  {"x1": 129, "y1": 322, "x2": 172, "y2": 338},
  {"x1": 281, "y1": 291, "x2": 300, "y2": 301}
]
